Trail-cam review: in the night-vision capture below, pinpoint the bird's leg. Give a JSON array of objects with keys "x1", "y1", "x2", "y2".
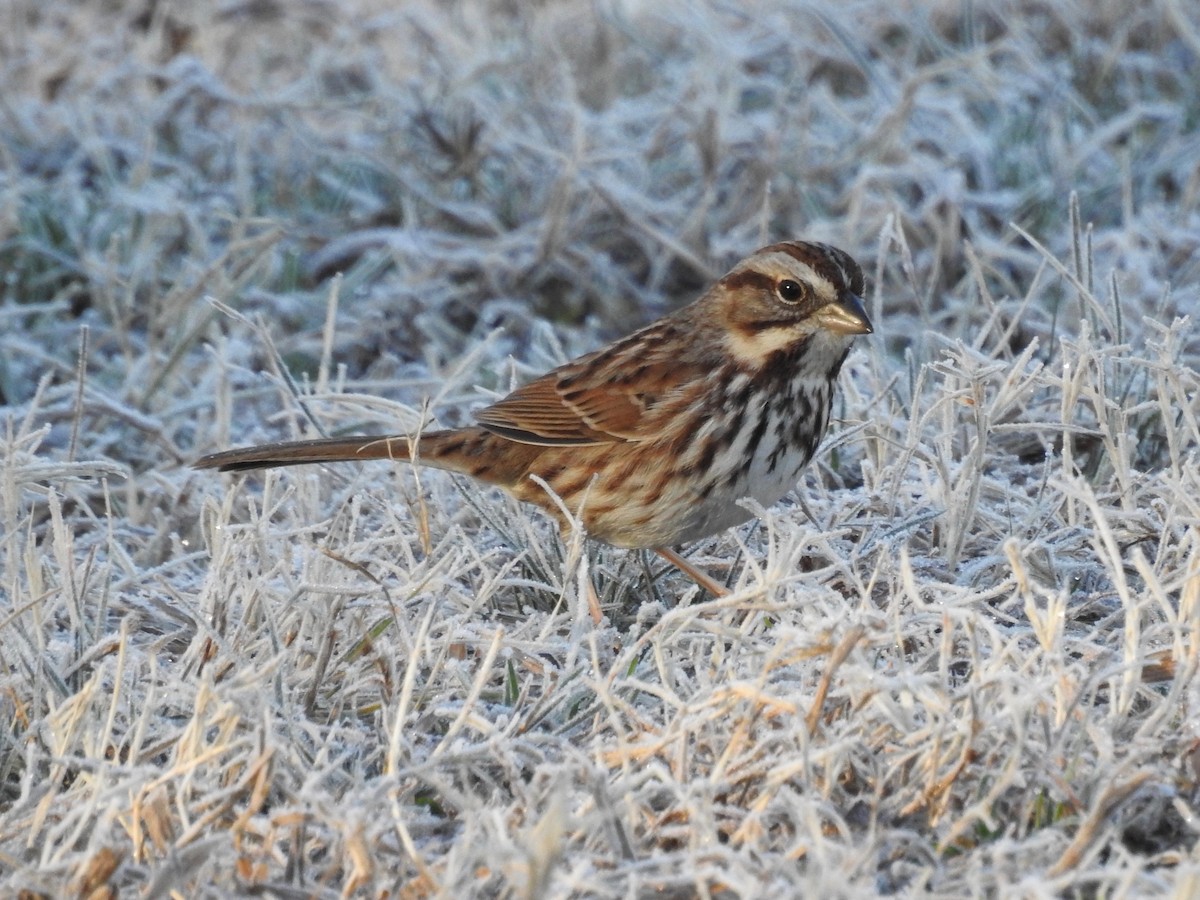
[{"x1": 654, "y1": 546, "x2": 730, "y2": 598}]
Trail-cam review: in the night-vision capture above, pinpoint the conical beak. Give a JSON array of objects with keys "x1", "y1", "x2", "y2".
[{"x1": 819, "y1": 292, "x2": 873, "y2": 335}]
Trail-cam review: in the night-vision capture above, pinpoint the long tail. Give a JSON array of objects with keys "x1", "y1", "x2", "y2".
[
  {"x1": 192, "y1": 427, "x2": 527, "y2": 484},
  {"x1": 194, "y1": 434, "x2": 420, "y2": 472}
]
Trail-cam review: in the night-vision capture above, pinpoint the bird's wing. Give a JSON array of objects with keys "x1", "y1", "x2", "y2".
[{"x1": 474, "y1": 331, "x2": 707, "y2": 446}]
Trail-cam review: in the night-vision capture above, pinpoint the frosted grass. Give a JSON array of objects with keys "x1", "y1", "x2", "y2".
[{"x1": 1, "y1": 0, "x2": 1198, "y2": 895}]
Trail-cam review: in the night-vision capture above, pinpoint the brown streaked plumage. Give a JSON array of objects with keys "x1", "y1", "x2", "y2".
[{"x1": 194, "y1": 241, "x2": 872, "y2": 587}]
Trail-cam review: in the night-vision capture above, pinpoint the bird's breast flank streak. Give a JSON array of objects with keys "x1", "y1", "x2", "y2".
[
  {"x1": 547, "y1": 365, "x2": 839, "y2": 548},
  {"x1": 668, "y1": 371, "x2": 834, "y2": 544}
]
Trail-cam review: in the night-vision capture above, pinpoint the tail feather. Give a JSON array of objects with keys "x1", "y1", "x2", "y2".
[
  {"x1": 193, "y1": 435, "x2": 414, "y2": 472},
  {"x1": 193, "y1": 426, "x2": 533, "y2": 489}
]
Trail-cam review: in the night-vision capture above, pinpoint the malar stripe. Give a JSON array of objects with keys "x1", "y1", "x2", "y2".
[{"x1": 735, "y1": 317, "x2": 803, "y2": 335}]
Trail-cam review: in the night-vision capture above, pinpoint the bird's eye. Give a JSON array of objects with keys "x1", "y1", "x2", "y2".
[{"x1": 776, "y1": 279, "x2": 806, "y2": 303}]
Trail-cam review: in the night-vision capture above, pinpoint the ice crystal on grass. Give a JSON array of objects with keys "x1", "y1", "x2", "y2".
[{"x1": 1, "y1": 0, "x2": 1198, "y2": 896}]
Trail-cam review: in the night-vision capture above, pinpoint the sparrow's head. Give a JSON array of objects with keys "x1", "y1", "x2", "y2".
[{"x1": 715, "y1": 241, "x2": 871, "y2": 369}]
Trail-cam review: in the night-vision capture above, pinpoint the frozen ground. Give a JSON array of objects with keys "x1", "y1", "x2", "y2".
[{"x1": 2, "y1": 0, "x2": 1199, "y2": 895}]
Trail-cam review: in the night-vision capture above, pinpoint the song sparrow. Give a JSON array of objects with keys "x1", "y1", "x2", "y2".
[{"x1": 195, "y1": 241, "x2": 871, "y2": 592}]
